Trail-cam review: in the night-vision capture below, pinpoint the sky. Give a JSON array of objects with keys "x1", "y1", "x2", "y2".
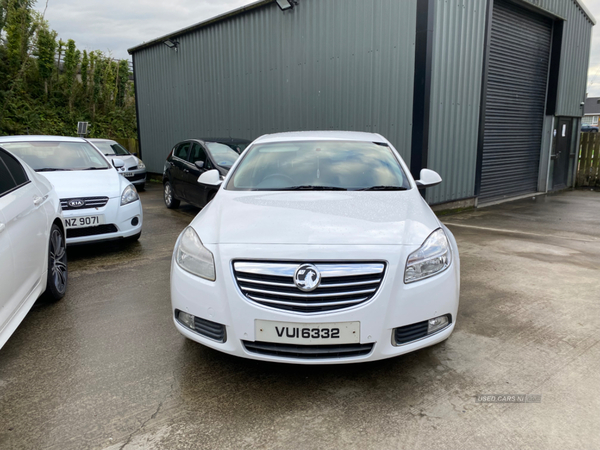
[{"x1": 35, "y1": 0, "x2": 600, "y2": 96}]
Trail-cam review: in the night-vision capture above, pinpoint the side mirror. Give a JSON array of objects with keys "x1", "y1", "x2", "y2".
[
  {"x1": 131, "y1": 152, "x2": 138, "y2": 157},
  {"x1": 198, "y1": 169, "x2": 222, "y2": 186},
  {"x1": 415, "y1": 169, "x2": 442, "y2": 189},
  {"x1": 194, "y1": 160, "x2": 205, "y2": 170},
  {"x1": 112, "y1": 158, "x2": 125, "y2": 169}
]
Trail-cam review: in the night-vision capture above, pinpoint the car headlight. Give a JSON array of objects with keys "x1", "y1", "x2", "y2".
[
  {"x1": 121, "y1": 185, "x2": 139, "y2": 205},
  {"x1": 404, "y1": 228, "x2": 452, "y2": 283},
  {"x1": 137, "y1": 159, "x2": 146, "y2": 170},
  {"x1": 175, "y1": 227, "x2": 216, "y2": 281}
]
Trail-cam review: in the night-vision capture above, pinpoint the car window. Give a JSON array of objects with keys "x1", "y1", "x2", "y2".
[
  {"x1": 93, "y1": 141, "x2": 130, "y2": 156},
  {"x1": 226, "y1": 140, "x2": 411, "y2": 191},
  {"x1": 188, "y1": 143, "x2": 208, "y2": 166},
  {"x1": 174, "y1": 143, "x2": 191, "y2": 160},
  {"x1": 206, "y1": 142, "x2": 240, "y2": 169},
  {"x1": 0, "y1": 149, "x2": 29, "y2": 196},
  {"x1": 1, "y1": 141, "x2": 110, "y2": 171}
]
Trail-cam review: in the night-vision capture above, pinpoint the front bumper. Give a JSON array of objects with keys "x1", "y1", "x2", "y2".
[
  {"x1": 170, "y1": 240, "x2": 460, "y2": 365},
  {"x1": 119, "y1": 168, "x2": 146, "y2": 186},
  {"x1": 64, "y1": 197, "x2": 143, "y2": 245}
]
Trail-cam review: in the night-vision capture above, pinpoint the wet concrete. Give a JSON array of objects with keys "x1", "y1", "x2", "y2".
[{"x1": 1, "y1": 185, "x2": 599, "y2": 450}]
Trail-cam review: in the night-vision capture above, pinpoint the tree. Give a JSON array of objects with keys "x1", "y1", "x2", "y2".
[
  {"x1": 116, "y1": 59, "x2": 129, "y2": 107},
  {"x1": 81, "y1": 50, "x2": 88, "y2": 92},
  {"x1": 5, "y1": 0, "x2": 35, "y2": 74},
  {"x1": 62, "y1": 38, "x2": 80, "y2": 110},
  {"x1": 35, "y1": 19, "x2": 56, "y2": 96}
]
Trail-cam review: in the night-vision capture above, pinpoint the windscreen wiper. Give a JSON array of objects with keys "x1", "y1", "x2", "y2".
[
  {"x1": 36, "y1": 168, "x2": 68, "y2": 172},
  {"x1": 81, "y1": 167, "x2": 107, "y2": 170},
  {"x1": 280, "y1": 185, "x2": 348, "y2": 191},
  {"x1": 356, "y1": 186, "x2": 408, "y2": 191}
]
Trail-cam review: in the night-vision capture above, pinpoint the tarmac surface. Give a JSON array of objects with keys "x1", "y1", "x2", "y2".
[{"x1": 1, "y1": 184, "x2": 599, "y2": 450}]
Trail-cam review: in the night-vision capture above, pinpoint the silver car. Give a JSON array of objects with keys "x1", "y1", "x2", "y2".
[{"x1": 88, "y1": 139, "x2": 147, "y2": 190}]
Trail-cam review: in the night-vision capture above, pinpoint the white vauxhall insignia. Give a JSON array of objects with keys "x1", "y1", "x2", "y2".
[{"x1": 171, "y1": 131, "x2": 460, "y2": 364}]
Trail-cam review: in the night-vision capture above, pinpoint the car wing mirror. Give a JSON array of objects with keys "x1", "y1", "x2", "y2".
[
  {"x1": 415, "y1": 169, "x2": 442, "y2": 189},
  {"x1": 198, "y1": 169, "x2": 222, "y2": 186},
  {"x1": 194, "y1": 160, "x2": 205, "y2": 170},
  {"x1": 112, "y1": 158, "x2": 125, "y2": 169}
]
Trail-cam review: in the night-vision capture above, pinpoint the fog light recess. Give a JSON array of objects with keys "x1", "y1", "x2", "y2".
[
  {"x1": 177, "y1": 310, "x2": 195, "y2": 329},
  {"x1": 175, "y1": 309, "x2": 227, "y2": 343},
  {"x1": 428, "y1": 315, "x2": 450, "y2": 334},
  {"x1": 131, "y1": 217, "x2": 139, "y2": 226}
]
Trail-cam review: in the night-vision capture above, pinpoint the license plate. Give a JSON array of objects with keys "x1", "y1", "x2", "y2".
[
  {"x1": 255, "y1": 320, "x2": 360, "y2": 345},
  {"x1": 121, "y1": 172, "x2": 134, "y2": 177},
  {"x1": 65, "y1": 215, "x2": 105, "y2": 229}
]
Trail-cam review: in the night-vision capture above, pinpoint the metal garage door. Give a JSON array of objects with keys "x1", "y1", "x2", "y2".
[{"x1": 479, "y1": 0, "x2": 552, "y2": 203}]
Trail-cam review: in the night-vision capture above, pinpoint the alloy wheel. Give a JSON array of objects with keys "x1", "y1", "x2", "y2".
[{"x1": 50, "y1": 228, "x2": 67, "y2": 294}]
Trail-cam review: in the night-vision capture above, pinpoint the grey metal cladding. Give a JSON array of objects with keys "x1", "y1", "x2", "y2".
[
  {"x1": 426, "y1": 0, "x2": 488, "y2": 204},
  {"x1": 520, "y1": 0, "x2": 593, "y2": 117},
  {"x1": 132, "y1": 0, "x2": 418, "y2": 174}
]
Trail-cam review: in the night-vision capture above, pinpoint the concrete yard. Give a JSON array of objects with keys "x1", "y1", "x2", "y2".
[{"x1": 1, "y1": 185, "x2": 599, "y2": 450}]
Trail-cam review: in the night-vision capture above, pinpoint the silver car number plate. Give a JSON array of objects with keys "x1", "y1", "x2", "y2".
[
  {"x1": 255, "y1": 320, "x2": 360, "y2": 345},
  {"x1": 121, "y1": 172, "x2": 134, "y2": 177},
  {"x1": 65, "y1": 215, "x2": 105, "y2": 229}
]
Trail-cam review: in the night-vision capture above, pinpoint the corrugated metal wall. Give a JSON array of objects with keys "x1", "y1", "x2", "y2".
[
  {"x1": 133, "y1": 0, "x2": 418, "y2": 174},
  {"x1": 425, "y1": 0, "x2": 592, "y2": 204},
  {"x1": 521, "y1": 0, "x2": 593, "y2": 117},
  {"x1": 426, "y1": 0, "x2": 487, "y2": 204}
]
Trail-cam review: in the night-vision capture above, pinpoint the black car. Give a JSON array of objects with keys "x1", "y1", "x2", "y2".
[
  {"x1": 163, "y1": 138, "x2": 249, "y2": 209},
  {"x1": 581, "y1": 124, "x2": 599, "y2": 133}
]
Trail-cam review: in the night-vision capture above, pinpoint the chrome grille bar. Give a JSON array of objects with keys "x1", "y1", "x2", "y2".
[
  {"x1": 233, "y1": 261, "x2": 386, "y2": 313},
  {"x1": 60, "y1": 196, "x2": 109, "y2": 210}
]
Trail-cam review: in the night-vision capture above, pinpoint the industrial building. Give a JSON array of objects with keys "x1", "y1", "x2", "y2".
[{"x1": 129, "y1": 0, "x2": 594, "y2": 207}]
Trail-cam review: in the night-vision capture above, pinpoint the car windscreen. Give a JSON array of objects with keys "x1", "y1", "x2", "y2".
[
  {"x1": 92, "y1": 141, "x2": 130, "y2": 156},
  {"x1": 1, "y1": 141, "x2": 111, "y2": 171},
  {"x1": 226, "y1": 141, "x2": 411, "y2": 191},
  {"x1": 206, "y1": 142, "x2": 240, "y2": 169}
]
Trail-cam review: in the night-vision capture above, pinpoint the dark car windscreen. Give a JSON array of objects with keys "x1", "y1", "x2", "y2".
[
  {"x1": 1, "y1": 141, "x2": 111, "y2": 171},
  {"x1": 226, "y1": 141, "x2": 411, "y2": 191},
  {"x1": 92, "y1": 141, "x2": 130, "y2": 156},
  {"x1": 206, "y1": 142, "x2": 240, "y2": 169}
]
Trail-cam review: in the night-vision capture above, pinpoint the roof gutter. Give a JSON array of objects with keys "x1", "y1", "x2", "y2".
[
  {"x1": 128, "y1": 0, "x2": 274, "y2": 54},
  {"x1": 575, "y1": 0, "x2": 596, "y2": 25}
]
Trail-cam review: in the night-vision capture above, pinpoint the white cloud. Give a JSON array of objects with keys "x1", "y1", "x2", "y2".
[{"x1": 35, "y1": 0, "x2": 252, "y2": 59}]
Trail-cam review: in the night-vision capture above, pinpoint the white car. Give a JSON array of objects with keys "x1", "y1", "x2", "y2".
[
  {"x1": 0, "y1": 136, "x2": 143, "y2": 245},
  {"x1": 0, "y1": 147, "x2": 67, "y2": 350},
  {"x1": 171, "y1": 131, "x2": 460, "y2": 364},
  {"x1": 88, "y1": 138, "x2": 147, "y2": 191}
]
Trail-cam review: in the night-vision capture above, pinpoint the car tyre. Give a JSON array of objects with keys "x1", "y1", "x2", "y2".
[
  {"x1": 44, "y1": 224, "x2": 67, "y2": 301},
  {"x1": 137, "y1": 183, "x2": 146, "y2": 191},
  {"x1": 164, "y1": 181, "x2": 180, "y2": 209}
]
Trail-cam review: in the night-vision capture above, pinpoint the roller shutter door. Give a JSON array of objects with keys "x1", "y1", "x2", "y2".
[{"x1": 479, "y1": 0, "x2": 552, "y2": 203}]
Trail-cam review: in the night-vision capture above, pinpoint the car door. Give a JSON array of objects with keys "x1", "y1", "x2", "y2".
[
  {"x1": 170, "y1": 142, "x2": 192, "y2": 200},
  {"x1": 0, "y1": 151, "x2": 48, "y2": 336},
  {"x1": 184, "y1": 143, "x2": 209, "y2": 207}
]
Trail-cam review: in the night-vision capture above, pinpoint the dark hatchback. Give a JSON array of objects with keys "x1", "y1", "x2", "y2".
[{"x1": 163, "y1": 138, "x2": 250, "y2": 209}]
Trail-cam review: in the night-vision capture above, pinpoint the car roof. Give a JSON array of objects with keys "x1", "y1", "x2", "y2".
[
  {"x1": 193, "y1": 137, "x2": 251, "y2": 144},
  {"x1": 0, "y1": 135, "x2": 88, "y2": 143},
  {"x1": 87, "y1": 138, "x2": 116, "y2": 142},
  {"x1": 252, "y1": 130, "x2": 387, "y2": 144}
]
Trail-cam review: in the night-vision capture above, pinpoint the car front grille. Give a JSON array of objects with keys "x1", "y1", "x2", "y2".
[
  {"x1": 393, "y1": 320, "x2": 429, "y2": 345},
  {"x1": 233, "y1": 261, "x2": 386, "y2": 313},
  {"x1": 242, "y1": 341, "x2": 374, "y2": 359},
  {"x1": 60, "y1": 196, "x2": 109, "y2": 210},
  {"x1": 127, "y1": 165, "x2": 138, "y2": 170},
  {"x1": 67, "y1": 224, "x2": 118, "y2": 239}
]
